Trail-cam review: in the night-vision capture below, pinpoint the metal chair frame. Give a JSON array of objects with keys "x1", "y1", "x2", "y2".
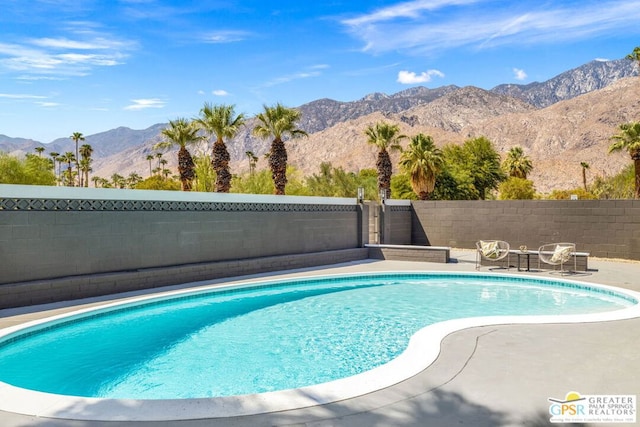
[{"x1": 538, "y1": 242, "x2": 577, "y2": 275}]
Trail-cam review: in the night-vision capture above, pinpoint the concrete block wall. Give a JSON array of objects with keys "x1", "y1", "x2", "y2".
[
  {"x1": 0, "y1": 185, "x2": 364, "y2": 287},
  {"x1": 411, "y1": 199, "x2": 640, "y2": 260},
  {"x1": 3, "y1": 184, "x2": 639, "y2": 308},
  {"x1": 367, "y1": 245, "x2": 450, "y2": 263},
  {"x1": 383, "y1": 202, "x2": 412, "y2": 245}
]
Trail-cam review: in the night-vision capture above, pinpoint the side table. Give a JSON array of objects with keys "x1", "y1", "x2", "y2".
[{"x1": 516, "y1": 251, "x2": 531, "y2": 271}]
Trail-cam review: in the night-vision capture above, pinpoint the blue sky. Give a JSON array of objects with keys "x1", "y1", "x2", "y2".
[{"x1": 1, "y1": 0, "x2": 639, "y2": 143}]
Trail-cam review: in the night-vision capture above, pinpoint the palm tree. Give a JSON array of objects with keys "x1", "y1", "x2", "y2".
[
  {"x1": 196, "y1": 103, "x2": 245, "y2": 193},
  {"x1": 580, "y1": 162, "x2": 590, "y2": 192},
  {"x1": 246, "y1": 150, "x2": 258, "y2": 175},
  {"x1": 55, "y1": 154, "x2": 64, "y2": 185},
  {"x1": 502, "y1": 146, "x2": 533, "y2": 179},
  {"x1": 252, "y1": 103, "x2": 308, "y2": 195},
  {"x1": 626, "y1": 46, "x2": 640, "y2": 73},
  {"x1": 60, "y1": 151, "x2": 76, "y2": 186},
  {"x1": 111, "y1": 173, "x2": 125, "y2": 189},
  {"x1": 157, "y1": 118, "x2": 201, "y2": 191},
  {"x1": 155, "y1": 152, "x2": 163, "y2": 173},
  {"x1": 146, "y1": 154, "x2": 155, "y2": 177},
  {"x1": 91, "y1": 175, "x2": 102, "y2": 188},
  {"x1": 162, "y1": 166, "x2": 171, "y2": 179},
  {"x1": 79, "y1": 144, "x2": 93, "y2": 187},
  {"x1": 610, "y1": 121, "x2": 640, "y2": 198},
  {"x1": 399, "y1": 133, "x2": 444, "y2": 200},
  {"x1": 70, "y1": 132, "x2": 85, "y2": 186},
  {"x1": 364, "y1": 121, "x2": 406, "y2": 199},
  {"x1": 49, "y1": 152, "x2": 60, "y2": 184},
  {"x1": 99, "y1": 177, "x2": 112, "y2": 188},
  {"x1": 159, "y1": 158, "x2": 169, "y2": 178},
  {"x1": 79, "y1": 158, "x2": 92, "y2": 187},
  {"x1": 127, "y1": 172, "x2": 143, "y2": 188},
  {"x1": 34, "y1": 146, "x2": 45, "y2": 157}
]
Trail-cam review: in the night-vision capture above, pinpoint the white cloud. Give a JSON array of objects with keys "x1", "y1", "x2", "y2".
[
  {"x1": 212, "y1": 90, "x2": 229, "y2": 96},
  {"x1": 263, "y1": 65, "x2": 326, "y2": 87},
  {"x1": 264, "y1": 71, "x2": 322, "y2": 87},
  {"x1": 36, "y1": 101, "x2": 60, "y2": 107},
  {"x1": 201, "y1": 31, "x2": 250, "y2": 44},
  {"x1": 29, "y1": 37, "x2": 126, "y2": 50},
  {"x1": 397, "y1": 69, "x2": 444, "y2": 84},
  {"x1": 0, "y1": 93, "x2": 47, "y2": 99},
  {"x1": 0, "y1": 25, "x2": 135, "y2": 77},
  {"x1": 124, "y1": 98, "x2": 166, "y2": 110},
  {"x1": 16, "y1": 75, "x2": 65, "y2": 81},
  {"x1": 343, "y1": 0, "x2": 480, "y2": 27},
  {"x1": 513, "y1": 68, "x2": 527, "y2": 80},
  {"x1": 342, "y1": 0, "x2": 640, "y2": 55}
]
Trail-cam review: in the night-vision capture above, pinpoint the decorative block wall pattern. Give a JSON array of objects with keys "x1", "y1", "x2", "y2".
[{"x1": 0, "y1": 197, "x2": 355, "y2": 212}]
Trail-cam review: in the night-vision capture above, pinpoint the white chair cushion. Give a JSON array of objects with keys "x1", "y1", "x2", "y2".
[
  {"x1": 550, "y1": 245, "x2": 573, "y2": 263},
  {"x1": 480, "y1": 240, "x2": 500, "y2": 259}
]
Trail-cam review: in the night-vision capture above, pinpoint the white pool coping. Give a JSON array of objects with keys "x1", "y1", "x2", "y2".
[{"x1": 0, "y1": 271, "x2": 639, "y2": 422}]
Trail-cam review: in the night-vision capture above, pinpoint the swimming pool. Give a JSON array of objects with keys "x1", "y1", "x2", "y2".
[{"x1": 0, "y1": 271, "x2": 638, "y2": 421}]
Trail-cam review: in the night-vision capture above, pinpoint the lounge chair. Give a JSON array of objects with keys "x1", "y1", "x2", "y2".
[
  {"x1": 538, "y1": 243, "x2": 576, "y2": 275},
  {"x1": 475, "y1": 240, "x2": 510, "y2": 270}
]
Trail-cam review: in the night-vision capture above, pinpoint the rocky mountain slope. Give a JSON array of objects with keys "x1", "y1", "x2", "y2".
[
  {"x1": 492, "y1": 58, "x2": 636, "y2": 108},
  {"x1": 279, "y1": 77, "x2": 639, "y2": 193}
]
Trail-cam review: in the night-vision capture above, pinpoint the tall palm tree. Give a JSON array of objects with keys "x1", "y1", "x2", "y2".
[
  {"x1": 502, "y1": 146, "x2": 533, "y2": 179},
  {"x1": 146, "y1": 154, "x2": 155, "y2": 177},
  {"x1": 155, "y1": 152, "x2": 163, "y2": 171},
  {"x1": 610, "y1": 121, "x2": 640, "y2": 198},
  {"x1": 399, "y1": 133, "x2": 444, "y2": 200},
  {"x1": 196, "y1": 103, "x2": 245, "y2": 193},
  {"x1": 55, "y1": 154, "x2": 64, "y2": 185},
  {"x1": 48, "y1": 151, "x2": 60, "y2": 185},
  {"x1": 157, "y1": 118, "x2": 201, "y2": 191},
  {"x1": 79, "y1": 158, "x2": 92, "y2": 188},
  {"x1": 252, "y1": 103, "x2": 308, "y2": 195},
  {"x1": 60, "y1": 151, "x2": 76, "y2": 187},
  {"x1": 246, "y1": 150, "x2": 258, "y2": 175},
  {"x1": 34, "y1": 146, "x2": 45, "y2": 157},
  {"x1": 70, "y1": 132, "x2": 84, "y2": 186},
  {"x1": 364, "y1": 121, "x2": 406, "y2": 199},
  {"x1": 79, "y1": 143, "x2": 93, "y2": 187},
  {"x1": 580, "y1": 161, "x2": 590, "y2": 192}
]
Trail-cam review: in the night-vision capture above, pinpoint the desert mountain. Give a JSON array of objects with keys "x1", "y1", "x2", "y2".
[
  {"x1": 0, "y1": 124, "x2": 166, "y2": 162},
  {"x1": 471, "y1": 77, "x2": 640, "y2": 192},
  {"x1": 282, "y1": 77, "x2": 639, "y2": 193},
  {"x1": 1, "y1": 57, "x2": 638, "y2": 194}
]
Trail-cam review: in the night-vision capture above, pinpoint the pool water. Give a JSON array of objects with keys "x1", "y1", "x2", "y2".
[{"x1": 0, "y1": 273, "x2": 634, "y2": 399}]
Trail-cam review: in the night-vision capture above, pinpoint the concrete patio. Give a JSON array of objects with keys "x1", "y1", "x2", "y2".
[{"x1": 0, "y1": 249, "x2": 638, "y2": 427}]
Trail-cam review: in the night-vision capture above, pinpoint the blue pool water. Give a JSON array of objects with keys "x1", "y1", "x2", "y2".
[{"x1": 0, "y1": 273, "x2": 634, "y2": 399}]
